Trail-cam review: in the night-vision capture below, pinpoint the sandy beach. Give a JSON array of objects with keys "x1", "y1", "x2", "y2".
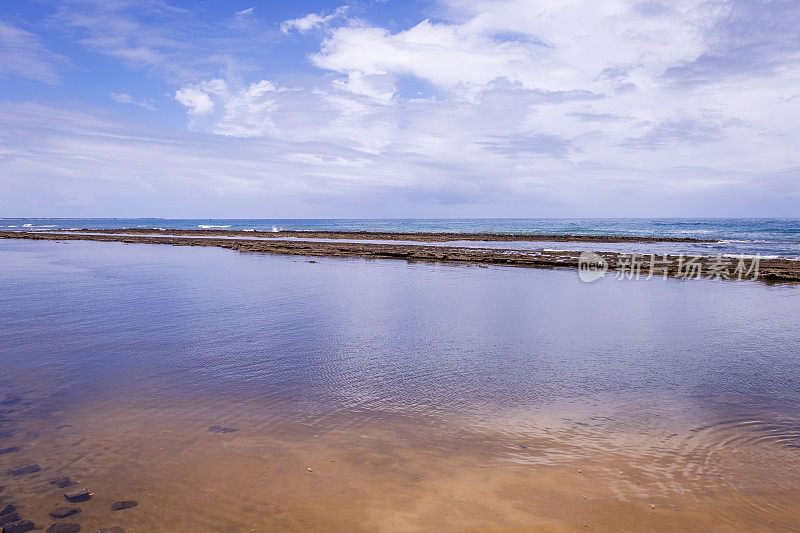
[{"x1": 3, "y1": 395, "x2": 800, "y2": 532}]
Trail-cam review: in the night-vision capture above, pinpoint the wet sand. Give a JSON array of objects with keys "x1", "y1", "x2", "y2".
[
  {"x1": 2, "y1": 230, "x2": 799, "y2": 282},
  {"x1": 3, "y1": 395, "x2": 800, "y2": 532}
]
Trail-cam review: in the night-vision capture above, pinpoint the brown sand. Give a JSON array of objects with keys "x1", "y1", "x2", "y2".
[{"x1": 3, "y1": 397, "x2": 800, "y2": 532}]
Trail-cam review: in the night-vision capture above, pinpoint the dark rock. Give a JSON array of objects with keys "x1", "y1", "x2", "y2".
[
  {"x1": 63, "y1": 489, "x2": 91, "y2": 502},
  {"x1": 7, "y1": 464, "x2": 40, "y2": 476},
  {"x1": 0, "y1": 447, "x2": 19, "y2": 455},
  {"x1": 50, "y1": 476, "x2": 73, "y2": 488},
  {"x1": 3, "y1": 520, "x2": 35, "y2": 533},
  {"x1": 519, "y1": 444, "x2": 528, "y2": 449},
  {"x1": 0, "y1": 512, "x2": 21, "y2": 525},
  {"x1": 110, "y1": 500, "x2": 137, "y2": 511},
  {"x1": 46, "y1": 523, "x2": 81, "y2": 533},
  {"x1": 1, "y1": 503, "x2": 16, "y2": 515},
  {"x1": 208, "y1": 425, "x2": 238, "y2": 434},
  {"x1": 49, "y1": 507, "x2": 80, "y2": 519},
  {"x1": 98, "y1": 527, "x2": 124, "y2": 533}
]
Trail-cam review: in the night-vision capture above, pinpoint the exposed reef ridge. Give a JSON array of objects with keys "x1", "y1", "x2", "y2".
[{"x1": 1, "y1": 230, "x2": 797, "y2": 283}]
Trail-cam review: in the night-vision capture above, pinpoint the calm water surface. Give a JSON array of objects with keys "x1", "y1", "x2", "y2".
[
  {"x1": 3, "y1": 239, "x2": 799, "y2": 416},
  {"x1": 1, "y1": 239, "x2": 800, "y2": 531}
]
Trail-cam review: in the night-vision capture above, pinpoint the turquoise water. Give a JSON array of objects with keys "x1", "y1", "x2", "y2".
[{"x1": 3, "y1": 217, "x2": 800, "y2": 258}]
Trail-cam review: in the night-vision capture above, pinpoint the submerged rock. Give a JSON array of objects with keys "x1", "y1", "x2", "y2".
[
  {"x1": 0, "y1": 447, "x2": 19, "y2": 455},
  {"x1": 110, "y1": 500, "x2": 137, "y2": 511},
  {"x1": 7, "y1": 464, "x2": 40, "y2": 476},
  {"x1": 46, "y1": 523, "x2": 81, "y2": 533},
  {"x1": 3, "y1": 520, "x2": 35, "y2": 533},
  {"x1": 63, "y1": 489, "x2": 91, "y2": 503},
  {"x1": 1, "y1": 503, "x2": 16, "y2": 515},
  {"x1": 50, "y1": 476, "x2": 73, "y2": 488},
  {"x1": 207, "y1": 426, "x2": 238, "y2": 434},
  {"x1": 0, "y1": 512, "x2": 21, "y2": 525},
  {"x1": 49, "y1": 507, "x2": 80, "y2": 519}
]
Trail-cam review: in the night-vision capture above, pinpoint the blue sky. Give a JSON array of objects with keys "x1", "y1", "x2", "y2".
[{"x1": 1, "y1": 0, "x2": 799, "y2": 217}]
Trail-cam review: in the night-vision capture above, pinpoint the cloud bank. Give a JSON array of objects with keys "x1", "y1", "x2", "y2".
[{"x1": 1, "y1": 0, "x2": 799, "y2": 216}]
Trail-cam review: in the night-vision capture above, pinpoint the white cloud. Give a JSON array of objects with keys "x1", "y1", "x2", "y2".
[
  {"x1": 281, "y1": 6, "x2": 348, "y2": 34},
  {"x1": 0, "y1": 21, "x2": 63, "y2": 83},
  {"x1": 311, "y1": 1, "x2": 718, "y2": 97},
  {"x1": 2, "y1": 96, "x2": 800, "y2": 217},
  {"x1": 332, "y1": 71, "x2": 396, "y2": 104},
  {"x1": 111, "y1": 92, "x2": 156, "y2": 110},
  {"x1": 236, "y1": 7, "x2": 254, "y2": 16},
  {"x1": 175, "y1": 79, "x2": 286, "y2": 135},
  {"x1": 50, "y1": 0, "x2": 270, "y2": 83},
  {"x1": 314, "y1": 20, "x2": 534, "y2": 90},
  {"x1": 174, "y1": 81, "x2": 221, "y2": 117},
  {"x1": 213, "y1": 80, "x2": 281, "y2": 137}
]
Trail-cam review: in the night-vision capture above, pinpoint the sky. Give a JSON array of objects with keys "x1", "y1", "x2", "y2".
[{"x1": 1, "y1": 0, "x2": 799, "y2": 218}]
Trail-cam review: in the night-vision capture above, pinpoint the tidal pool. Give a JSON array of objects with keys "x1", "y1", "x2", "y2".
[{"x1": 1, "y1": 239, "x2": 799, "y2": 531}]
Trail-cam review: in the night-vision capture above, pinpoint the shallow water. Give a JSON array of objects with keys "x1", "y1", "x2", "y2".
[{"x1": 1, "y1": 239, "x2": 800, "y2": 531}]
